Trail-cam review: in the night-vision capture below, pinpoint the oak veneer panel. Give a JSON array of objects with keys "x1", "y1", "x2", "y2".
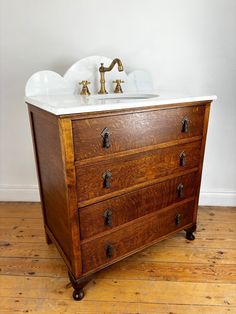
[
  {"x1": 72, "y1": 105, "x2": 205, "y2": 161},
  {"x1": 29, "y1": 109, "x2": 72, "y2": 264},
  {"x1": 79, "y1": 171, "x2": 198, "y2": 239},
  {"x1": 81, "y1": 200, "x2": 195, "y2": 272},
  {"x1": 76, "y1": 140, "x2": 201, "y2": 203}
]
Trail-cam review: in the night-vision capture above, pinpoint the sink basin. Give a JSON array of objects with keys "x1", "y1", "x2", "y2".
[{"x1": 91, "y1": 93, "x2": 159, "y2": 101}]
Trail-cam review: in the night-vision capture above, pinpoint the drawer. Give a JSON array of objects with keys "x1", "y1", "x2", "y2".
[
  {"x1": 76, "y1": 140, "x2": 201, "y2": 204},
  {"x1": 72, "y1": 105, "x2": 205, "y2": 161},
  {"x1": 79, "y1": 171, "x2": 198, "y2": 239},
  {"x1": 81, "y1": 200, "x2": 195, "y2": 273}
]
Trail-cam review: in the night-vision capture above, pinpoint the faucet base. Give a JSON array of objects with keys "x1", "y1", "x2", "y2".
[{"x1": 98, "y1": 90, "x2": 108, "y2": 95}]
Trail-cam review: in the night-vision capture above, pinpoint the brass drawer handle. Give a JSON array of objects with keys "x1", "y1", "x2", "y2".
[
  {"x1": 175, "y1": 213, "x2": 181, "y2": 226},
  {"x1": 103, "y1": 170, "x2": 112, "y2": 188},
  {"x1": 177, "y1": 183, "x2": 184, "y2": 198},
  {"x1": 182, "y1": 117, "x2": 189, "y2": 133},
  {"x1": 103, "y1": 209, "x2": 112, "y2": 227},
  {"x1": 101, "y1": 127, "x2": 111, "y2": 148},
  {"x1": 105, "y1": 244, "x2": 113, "y2": 258},
  {"x1": 179, "y1": 151, "x2": 186, "y2": 167}
]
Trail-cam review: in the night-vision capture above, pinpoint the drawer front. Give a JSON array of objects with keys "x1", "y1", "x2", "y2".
[
  {"x1": 79, "y1": 171, "x2": 198, "y2": 240},
  {"x1": 73, "y1": 105, "x2": 205, "y2": 161},
  {"x1": 76, "y1": 140, "x2": 201, "y2": 204},
  {"x1": 81, "y1": 200, "x2": 195, "y2": 273}
]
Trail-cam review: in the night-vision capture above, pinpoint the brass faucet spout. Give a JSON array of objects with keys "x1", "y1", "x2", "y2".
[
  {"x1": 98, "y1": 58, "x2": 124, "y2": 94},
  {"x1": 100, "y1": 58, "x2": 123, "y2": 73}
]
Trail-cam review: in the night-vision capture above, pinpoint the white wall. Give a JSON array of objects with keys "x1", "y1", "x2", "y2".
[{"x1": 0, "y1": 0, "x2": 235, "y2": 205}]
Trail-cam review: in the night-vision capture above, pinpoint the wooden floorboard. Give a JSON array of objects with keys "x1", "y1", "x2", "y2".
[{"x1": 0, "y1": 203, "x2": 235, "y2": 313}]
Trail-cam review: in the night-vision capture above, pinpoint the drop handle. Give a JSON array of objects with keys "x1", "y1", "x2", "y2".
[
  {"x1": 175, "y1": 213, "x2": 181, "y2": 226},
  {"x1": 103, "y1": 170, "x2": 112, "y2": 188},
  {"x1": 105, "y1": 244, "x2": 113, "y2": 258},
  {"x1": 103, "y1": 209, "x2": 112, "y2": 227},
  {"x1": 101, "y1": 127, "x2": 111, "y2": 148},
  {"x1": 182, "y1": 117, "x2": 189, "y2": 133},
  {"x1": 179, "y1": 151, "x2": 186, "y2": 167},
  {"x1": 177, "y1": 183, "x2": 184, "y2": 198}
]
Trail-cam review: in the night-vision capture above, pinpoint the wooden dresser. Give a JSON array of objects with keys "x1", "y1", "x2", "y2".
[{"x1": 28, "y1": 100, "x2": 211, "y2": 300}]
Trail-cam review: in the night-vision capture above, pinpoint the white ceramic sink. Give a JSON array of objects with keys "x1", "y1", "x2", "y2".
[{"x1": 91, "y1": 93, "x2": 159, "y2": 101}]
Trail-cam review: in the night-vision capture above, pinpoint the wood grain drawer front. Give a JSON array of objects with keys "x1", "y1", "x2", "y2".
[
  {"x1": 79, "y1": 171, "x2": 198, "y2": 240},
  {"x1": 76, "y1": 140, "x2": 201, "y2": 204},
  {"x1": 81, "y1": 200, "x2": 195, "y2": 273},
  {"x1": 72, "y1": 105, "x2": 205, "y2": 161}
]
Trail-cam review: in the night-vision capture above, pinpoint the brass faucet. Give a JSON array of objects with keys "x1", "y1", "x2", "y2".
[{"x1": 98, "y1": 58, "x2": 124, "y2": 94}]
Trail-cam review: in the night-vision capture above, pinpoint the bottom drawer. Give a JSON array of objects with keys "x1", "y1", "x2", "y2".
[{"x1": 81, "y1": 200, "x2": 195, "y2": 273}]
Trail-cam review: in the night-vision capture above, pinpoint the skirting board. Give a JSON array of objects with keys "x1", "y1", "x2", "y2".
[
  {"x1": 0, "y1": 184, "x2": 236, "y2": 206},
  {"x1": 0, "y1": 184, "x2": 40, "y2": 202},
  {"x1": 199, "y1": 191, "x2": 236, "y2": 207}
]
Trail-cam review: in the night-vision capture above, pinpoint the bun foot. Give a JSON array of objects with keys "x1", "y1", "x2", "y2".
[
  {"x1": 68, "y1": 271, "x2": 92, "y2": 301},
  {"x1": 186, "y1": 231, "x2": 195, "y2": 241},
  {"x1": 185, "y1": 224, "x2": 196, "y2": 241},
  {"x1": 73, "y1": 289, "x2": 85, "y2": 301}
]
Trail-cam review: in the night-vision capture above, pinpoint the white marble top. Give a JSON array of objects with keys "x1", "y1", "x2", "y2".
[{"x1": 25, "y1": 92, "x2": 217, "y2": 116}]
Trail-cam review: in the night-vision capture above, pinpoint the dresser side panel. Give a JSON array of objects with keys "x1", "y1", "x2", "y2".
[
  {"x1": 28, "y1": 105, "x2": 72, "y2": 267},
  {"x1": 193, "y1": 103, "x2": 211, "y2": 221}
]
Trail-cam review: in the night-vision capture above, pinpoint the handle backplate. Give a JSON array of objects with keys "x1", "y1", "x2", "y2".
[
  {"x1": 103, "y1": 170, "x2": 112, "y2": 188},
  {"x1": 175, "y1": 213, "x2": 181, "y2": 226},
  {"x1": 177, "y1": 183, "x2": 184, "y2": 198},
  {"x1": 101, "y1": 127, "x2": 111, "y2": 148},
  {"x1": 179, "y1": 151, "x2": 186, "y2": 167},
  {"x1": 182, "y1": 116, "x2": 189, "y2": 133},
  {"x1": 103, "y1": 209, "x2": 112, "y2": 227},
  {"x1": 105, "y1": 244, "x2": 113, "y2": 258}
]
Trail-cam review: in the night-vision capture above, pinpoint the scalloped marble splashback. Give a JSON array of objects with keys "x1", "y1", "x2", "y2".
[{"x1": 25, "y1": 56, "x2": 153, "y2": 97}]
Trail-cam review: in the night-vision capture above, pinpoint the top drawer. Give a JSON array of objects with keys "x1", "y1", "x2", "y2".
[{"x1": 72, "y1": 105, "x2": 205, "y2": 161}]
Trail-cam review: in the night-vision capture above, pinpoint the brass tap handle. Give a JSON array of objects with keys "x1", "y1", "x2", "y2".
[
  {"x1": 79, "y1": 80, "x2": 91, "y2": 96},
  {"x1": 113, "y1": 80, "x2": 124, "y2": 94}
]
